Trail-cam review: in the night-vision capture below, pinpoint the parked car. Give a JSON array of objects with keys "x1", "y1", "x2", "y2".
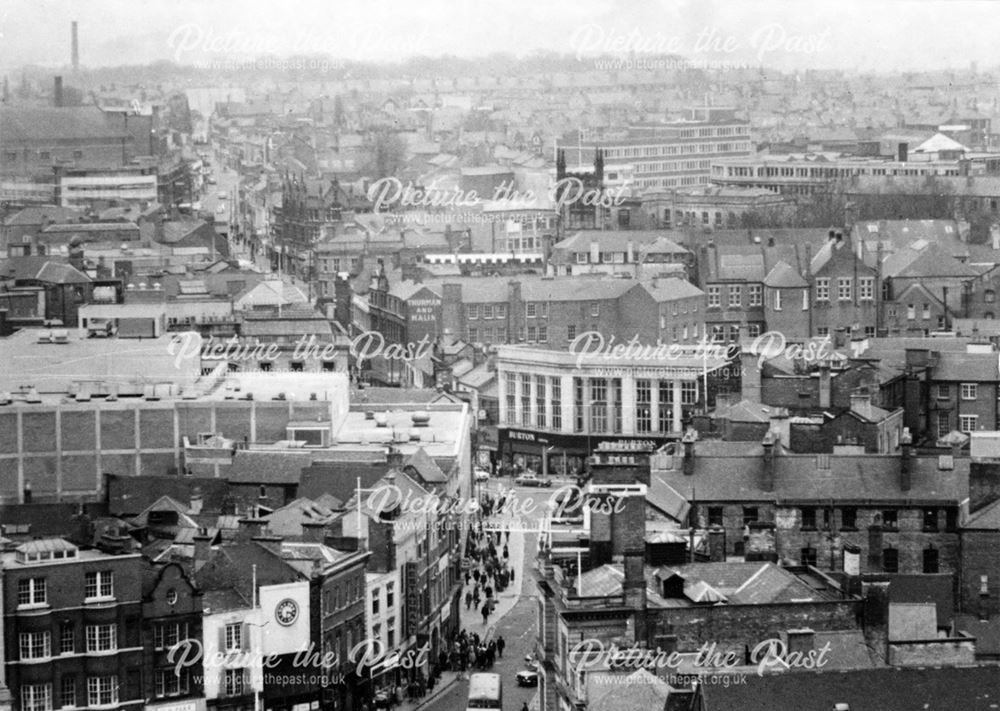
[
  {"x1": 514, "y1": 473, "x2": 551, "y2": 488},
  {"x1": 515, "y1": 669, "x2": 539, "y2": 687},
  {"x1": 474, "y1": 468, "x2": 491, "y2": 482}
]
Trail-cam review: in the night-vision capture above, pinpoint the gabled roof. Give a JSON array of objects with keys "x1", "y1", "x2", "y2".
[
  {"x1": 34, "y1": 261, "x2": 91, "y2": 285},
  {"x1": 763, "y1": 260, "x2": 808, "y2": 288},
  {"x1": 652, "y1": 447, "x2": 966, "y2": 504},
  {"x1": 403, "y1": 447, "x2": 448, "y2": 484},
  {"x1": 914, "y1": 132, "x2": 968, "y2": 153}
]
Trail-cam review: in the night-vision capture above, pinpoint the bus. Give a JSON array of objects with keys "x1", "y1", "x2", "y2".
[{"x1": 467, "y1": 672, "x2": 502, "y2": 710}]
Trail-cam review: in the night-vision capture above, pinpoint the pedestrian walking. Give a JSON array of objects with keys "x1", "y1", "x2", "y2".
[
  {"x1": 497, "y1": 635, "x2": 506, "y2": 658},
  {"x1": 481, "y1": 602, "x2": 489, "y2": 624},
  {"x1": 465, "y1": 591, "x2": 472, "y2": 610}
]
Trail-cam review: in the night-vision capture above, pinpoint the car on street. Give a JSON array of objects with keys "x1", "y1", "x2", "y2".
[
  {"x1": 474, "y1": 468, "x2": 491, "y2": 482},
  {"x1": 514, "y1": 473, "x2": 551, "y2": 488},
  {"x1": 515, "y1": 669, "x2": 539, "y2": 687}
]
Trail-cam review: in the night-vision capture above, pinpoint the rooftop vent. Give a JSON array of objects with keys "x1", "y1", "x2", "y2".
[
  {"x1": 374, "y1": 413, "x2": 389, "y2": 428},
  {"x1": 411, "y1": 411, "x2": 430, "y2": 427}
]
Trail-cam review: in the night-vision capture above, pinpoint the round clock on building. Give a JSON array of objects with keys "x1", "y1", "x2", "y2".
[{"x1": 275, "y1": 598, "x2": 299, "y2": 626}]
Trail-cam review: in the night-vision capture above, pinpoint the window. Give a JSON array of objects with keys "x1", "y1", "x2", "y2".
[
  {"x1": 60, "y1": 677, "x2": 75, "y2": 708},
  {"x1": 681, "y1": 381, "x2": 698, "y2": 405},
  {"x1": 987, "y1": 289, "x2": 996, "y2": 304},
  {"x1": 962, "y1": 383, "x2": 978, "y2": 400},
  {"x1": 708, "y1": 286, "x2": 721, "y2": 308},
  {"x1": 549, "y1": 377, "x2": 562, "y2": 430},
  {"x1": 961, "y1": 415, "x2": 979, "y2": 433},
  {"x1": 743, "y1": 507, "x2": 758, "y2": 526},
  {"x1": 155, "y1": 669, "x2": 190, "y2": 698},
  {"x1": 922, "y1": 303, "x2": 931, "y2": 320},
  {"x1": 223, "y1": 669, "x2": 245, "y2": 697},
  {"x1": 20, "y1": 631, "x2": 51, "y2": 660},
  {"x1": 567, "y1": 325, "x2": 576, "y2": 340},
  {"x1": 883, "y1": 548, "x2": 899, "y2": 573},
  {"x1": 85, "y1": 625, "x2": 117, "y2": 653},
  {"x1": 84, "y1": 571, "x2": 114, "y2": 600},
  {"x1": 635, "y1": 379, "x2": 651, "y2": 434},
  {"x1": 22, "y1": 684, "x2": 51, "y2": 711},
  {"x1": 801, "y1": 508, "x2": 816, "y2": 530},
  {"x1": 748, "y1": 284, "x2": 762, "y2": 306},
  {"x1": 483, "y1": 305, "x2": 494, "y2": 320},
  {"x1": 815, "y1": 278, "x2": 830, "y2": 301},
  {"x1": 225, "y1": 622, "x2": 243, "y2": 651},
  {"x1": 154, "y1": 622, "x2": 188, "y2": 650},
  {"x1": 728, "y1": 286, "x2": 741, "y2": 308},
  {"x1": 387, "y1": 618, "x2": 396, "y2": 648},
  {"x1": 837, "y1": 277, "x2": 852, "y2": 301},
  {"x1": 521, "y1": 375, "x2": 531, "y2": 426},
  {"x1": 946, "y1": 508, "x2": 958, "y2": 532},
  {"x1": 937, "y1": 411, "x2": 950, "y2": 438},
  {"x1": 707, "y1": 507, "x2": 723, "y2": 527},
  {"x1": 526, "y1": 303, "x2": 537, "y2": 318},
  {"x1": 801, "y1": 547, "x2": 818, "y2": 567},
  {"x1": 923, "y1": 508, "x2": 939, "y2": 531},
  {"x1": 574, "y1": 377, "x2": 585, "y2": 433},
  {"x1": 658, "y1": 381, "x2": 674, "y2": 433},
  {"x1": 907, "y1": 304, "x2": 916, "y2": 321},
  {"x1": 773, "y1": 289, "x2": 782, "y2": 310},
  {"x1": 538, "y1": 325, "x2": 547, "y2": 343},
  {"x1": 526, "y1": 326, "x2": 537, "y2": 343},
  {"x1": 922, "y1": 547, "x2": 939, "y2": 574},
  {"x1": 496, "y1": 304, "x2": 507, "y2": 319},
  {"x1": 535, "y1": 376, "x2": 547, "y2": 428},
  {"x1": 289, "y1": 361, "x2": 304, "y2": 372},
  {"x1": 882, "y1": 510, "x2": 898, "y2": 530},
  {"x1": 60, "y1": 624, "x2": 74, "y2": 654},
  {"x1": 385, "y1": 582, "x2": 394, "y2": 608},
  {"x1": 841, "y1": 508, "x2": 857, "y2": 530},
  {"x1": 590, "y1": 378, "x2": 608, "y2": 432},
  {"x1": 937, "y1": 384, "x2": 950, "y2": 400},
  {"x1": 576, "y1": 252, "x2": 588, "y2": 264},
  {"x1": 468, "y1": 305, "x2": 479, "y2": 319},
  {"x1": 18, "y1": 577, "x2": 46, "y2": 606},
  {"x1": 590, "y1": 302, "x2": 600, "y2": 317},
  {"x1": 859, "y1": 277, "x2": 874, "y2": 301},
  {"x1": 467, "y1": 327, "x2": 478, "y2": 343},
  {"x1": 86, "y1": 677, "x2": 117, "y2": 707},
  {"x1": 505, "y1": 373, "x2": 517, "y2": 425},
  {"x1": 747, "y1": 323, "x2": 761, "y2": 337}
]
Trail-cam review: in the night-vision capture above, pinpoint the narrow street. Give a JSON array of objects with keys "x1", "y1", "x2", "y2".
[{"x1": 422, "y1": 483, "x2": 551, "y2": 711}]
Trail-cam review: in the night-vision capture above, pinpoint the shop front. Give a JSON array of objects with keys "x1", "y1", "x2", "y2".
[{"x1": 498, "y1": 428, "x2": 676, "y2": 478}]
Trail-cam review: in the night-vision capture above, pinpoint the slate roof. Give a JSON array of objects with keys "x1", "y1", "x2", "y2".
[
  {"x1": 227, "y1": 450, "x2": 319, "y2": 484},
  {"x1": 107, "y1": 476, "x2": 230, "y2": 517},
  {"x1": 763, "y1": 260, "x2": 808, "y2": 288},
  {"x1": 652, "y1": 447, "x2": 967, "y2": 504},
  {"x1": 4, "y1": 206, "x2": 83, "y2": 226},
  {"x1": 641, "y1": 277, "x2": 704, "y2": 302},
  {"x1": 1, "y1": 106, "x2": 130, "y2": 142},
  {"x1": 586, "y1": 669, "x2": 672, "y2": 711},
  {"x1": 703, "y1": 665, "x2": 1000, "y2": 711},
  {"x1": 33, "y1": 261, "x2": 90, "y2": 285},
  {"x1": 404, "y1": 447, "x2": 448, "y2": 484}
]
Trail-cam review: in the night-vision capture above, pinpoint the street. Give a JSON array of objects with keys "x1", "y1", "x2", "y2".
[{"x1": 423, "y1": 483, "x2": 551, "y2": 711}]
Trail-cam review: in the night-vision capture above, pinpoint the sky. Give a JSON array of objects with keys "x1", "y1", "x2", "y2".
[{"x1": 0, "y1": 0, "x2": 994, "y2": 74}]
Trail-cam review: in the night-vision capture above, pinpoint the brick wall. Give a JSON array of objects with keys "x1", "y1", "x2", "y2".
[{"x1": 647, "y1": 600, "x2": 861, "y2": 656}]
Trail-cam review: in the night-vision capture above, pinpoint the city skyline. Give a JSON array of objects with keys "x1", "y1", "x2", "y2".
[{"x1": 0, "y1": 0, "x2": 996, "y2": 75}]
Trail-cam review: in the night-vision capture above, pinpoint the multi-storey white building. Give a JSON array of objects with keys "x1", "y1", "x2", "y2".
[
  {"x1": 495, "y1": 344, "x2": 735, "y2": 474},
  {"x1": 556, "y1": 108, "x2": 752, "y2": 191}
]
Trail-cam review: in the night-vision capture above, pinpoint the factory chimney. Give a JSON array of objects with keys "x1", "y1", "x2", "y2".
[{"x1": 71, "y1": 22, "x2": 79, "y2": 73}]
